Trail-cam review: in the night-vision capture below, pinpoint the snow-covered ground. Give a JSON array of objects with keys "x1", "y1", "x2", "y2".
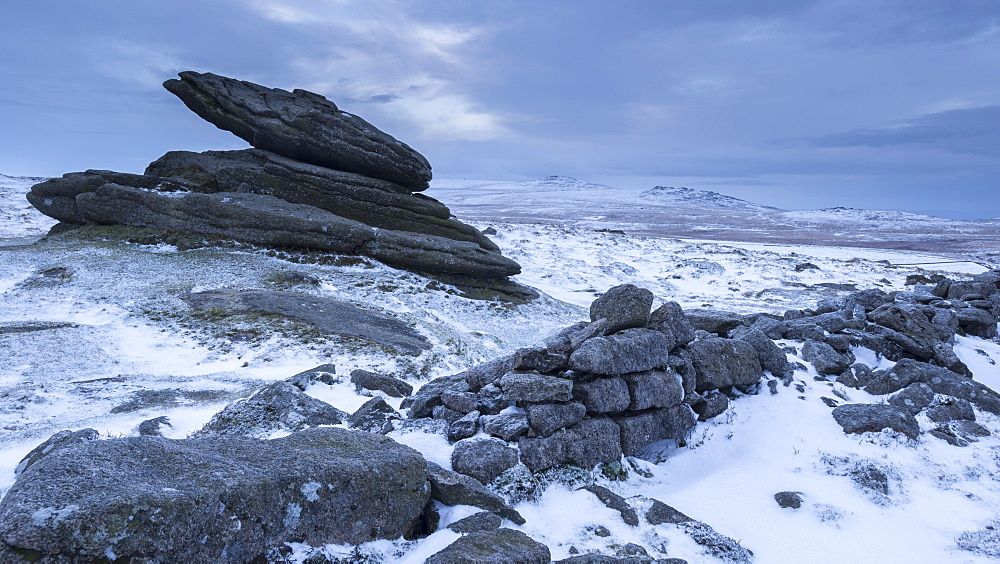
[{"x1": 2, "y1": 174, "x2": 1000, "y2": 562}]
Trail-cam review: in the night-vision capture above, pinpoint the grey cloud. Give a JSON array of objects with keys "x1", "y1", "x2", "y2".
[{"x1": 813, "y1": 106, "x2": 1000, "y2": 155}]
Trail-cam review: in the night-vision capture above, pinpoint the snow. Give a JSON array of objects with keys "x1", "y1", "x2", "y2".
[{"x1": 2, "y1": 175, "x2": 1000, "y2": 562}]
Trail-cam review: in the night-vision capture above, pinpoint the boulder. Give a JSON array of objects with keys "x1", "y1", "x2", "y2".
[
  {"x1": 498, "y1": 371, "x2": 574, "y2": 403},
  {"x1": 589, "y1": 284, "x2": 653, "y2": 334},
  {"x1": 447, "y1": 512, "x2": 503, "y2": 534},
  {"x1": 347, "y1": 397, "x2": 399, "y2": 434},
  {"x1": 451, "y1": 437, "x2": 520, "y2": 484},
  {"x1": 15, "y1": 428, "x2": 99, "y2": 476},
  {"x1": 350, "y1": 369, "x2": 413, "y2": 397},
  {"x1": 181, "y1": 289, "x2": 431, "y2": 355},
  {"x1": 641, "y1": 498, "x2": 753, "y2": 562},
  {"x1": 865, "y1": 359, "x2": 1000, "y2": 414},
  {"x1": 425, "y1": 462, "x2": 525, "y2": 525},
  {"x1": 620, "y1": 370, "x2": 684, "y2": 411},
  {"x1": 482, "y1": 413, "x2": 530, "y2": 441},
  {"x1": 512, "y1": 346, "x2": 569, "y2": 374},
  {"x1": 425, "y1": 528, "x2": 550, "y2": 564},
  {"x1": 868, "y1": 303, "x2": 954, "y2": 355},
  {"x1": 831, "y1": 404, "x2": 920, "y2": 439},
  {"x1": 686, "y1": 337, "x2": 763, "y2": 392},
  {"x1": 647, "y1": 301, "x2": 696, "y2": 346},
  {"x1": 0, "y1": 428, "x2": 429, "y2": 561},
  {"x1": 732, "y1": 326, "x2": 792, "y2": 377},
  {"x1": 613, "y1": 405, "x2": 697, "y2": 456},
  {"x1": 926, "y1": 398, "x2": 976, "y2": 422},
  {"x1": 802, "y1": 339, "x2": 853, "y2": 376},
  {"x1": 691, "y1": 390, "x2": 729, "y2": 421},
  {"x1": 684, "y1": 309, "x2": 745, "y2": 335},
  {"x1": 568, "y1": 329, "x2": 673, "y2": 376},
  {"x1": 888, "y1": 383, "x2": 935, "y2": 415},
  {"x1": 163, "y1": 71, "x2": 432, "y2": 190},
  {"x1": 518, "y1": 418, "x2": 623, "y2": 472},
  {"x1": 448, "y1": 410, "x2": 482, "y2": 441},
  {"x1": 402, "y1": 373, "x2": 470, "y2": 418},
  {"x1": 572, "y1": 376, "x2": 631, "y2": 415},
  {"x1": 526, "y1": 402, "x2": 587, "y2": 437},
  {"x1": 774, "y1": 491, "x2": 804, "y2": 509},
  {"x1": 193, "y1": 381, "x2": 347, "y2": 438}
]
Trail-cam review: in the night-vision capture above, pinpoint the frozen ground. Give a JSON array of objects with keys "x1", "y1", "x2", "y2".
[
  {"x1": 2, "y1": 175, "x2": 1000, "y2": 562},
  {"x1": 428, "y1": 177, "x2": 1000, "y2": 262}
]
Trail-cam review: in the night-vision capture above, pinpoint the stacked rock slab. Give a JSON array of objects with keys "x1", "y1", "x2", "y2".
[
  {"x1": 409, "y1": 284, "x2": 767, "y2": 476},
  {"x1": 26, "y1": 71, "x2": 532, "y2": 301}
]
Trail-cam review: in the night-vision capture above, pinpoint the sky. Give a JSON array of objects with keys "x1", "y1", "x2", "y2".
[{"x1": 2, "y1": 1, "x2": 1000, "y2": 218}]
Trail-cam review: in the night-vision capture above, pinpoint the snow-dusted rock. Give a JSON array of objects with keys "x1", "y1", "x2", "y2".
[
  {"x1": 347, "y1": 397, "x2": 400, "y2": 434},
  {"x1": 831, "y1": 403, "x2": 920, "y2": 439},
  {"x1": 425, "y1": 462, "x2": 525, "y2": 524},
  {"x1": 686, "y1": 337, "x2": 763, "y2": 392},
  {"x1": 193, "y1": 381, "x2": 347, "y2": 438},
  {"x1": 589, "y1": 283, "x2": 653, "y2": 334},
  {"x1": 647, "y1": 301, "x2": 696, "y2": 346},
  {"x1": 350, "y1": 369, "x2": 413, "y2": 398},
  {"x1": 0, "y1": 428, "x2": 430, "y2": 561},
  {"x1": 425, "y1": 528, "x2": 550, "y2": 563},
  {"x1": 802, "y1": 339, "x2": 853, "y2": 376},
  {"x1": 451, "y1": 437, "x2": 519, "y2": 484},
  {"x1": 163, "y1": 71, "x2": 432, "y2": 190},
  {"x1": 568, "y1": 328, "x2": 673, "y2": 376},
  {"x1": 526, "y1": 402, "x2": 587, "y2": 437}
]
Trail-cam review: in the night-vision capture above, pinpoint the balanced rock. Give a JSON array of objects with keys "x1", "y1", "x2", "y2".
[
  {"x1": 163, "y1": 71, "x2": 432, "y2": 190},
  {"x1": 27, "y1": 71, "x2": 532, "y2": 302}
]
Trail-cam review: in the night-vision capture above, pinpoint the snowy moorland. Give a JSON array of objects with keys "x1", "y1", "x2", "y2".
[{"x1": 2, "y1": 174, "x2": 1000, "y2": 562}]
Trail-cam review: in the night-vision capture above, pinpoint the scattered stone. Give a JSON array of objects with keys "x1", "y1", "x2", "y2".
[
  {"x1": 402, "y1": 373, "x2": 469, "y2": 418},
  {"x1": 802, "y1": 339, "x2": 853, "y2": 376},
  {"x1": 286, "y1": 363, "x2": 339, "y2": 390},
  {"x1": 425, "y1": 528, "x2": 550, "y2": 564},
  {"x1": 579, "y1": 485, "x2": 639, "y2": 526},
  {"x1": 425, "y1": 462, "x2": 525, "y2": 524},
  {"x1": 193, "y1": 381, "x2": 347, "y2": 438},
  {"x1": 350, "y1": 369, "x2": 413, "y2": 397},
  {"x1": 447, "y1": 511, "x2": 503, "y2": 534},
  {"x1": 347, "y1": 397, "x2": 400, "y2": 434},
  {"x1": 774, "y1": 491, "x2": 803, "y2": 509},
  {"x1": 448, "y1": 410, "x2": 482, "y2": 441},
  {"x1": 137, "y1": 416, "x2": 172, "y2": 436},
  {"x1": 831, "y1": 403, "x2": 920, "y2": 439}
]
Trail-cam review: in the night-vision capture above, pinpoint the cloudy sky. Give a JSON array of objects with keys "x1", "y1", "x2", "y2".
[{"x1": 3, "y1": 1, "x2": 1000, "y2": 217}]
